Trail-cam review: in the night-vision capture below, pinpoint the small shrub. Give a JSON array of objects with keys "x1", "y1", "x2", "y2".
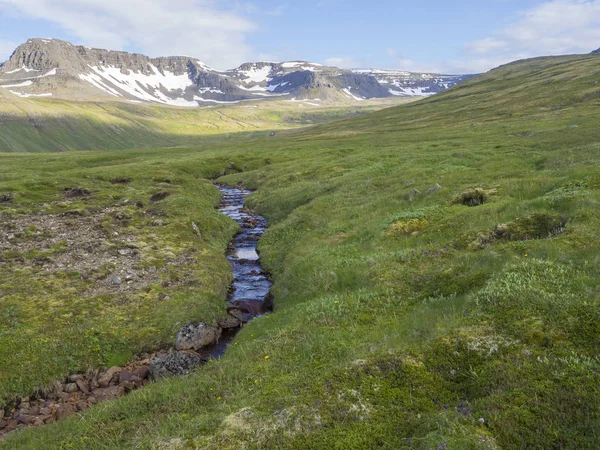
[
  {"x1": 470, "y1": 212, "x2": 567, "y2": 249},
  {"x1": 451, "y1": 187, "x2": 497, "y2": 207},
  {"x1": 388, "y1": 218, "x2": 430, "y2": 236},
  {"x1": 150, "y1": 192, "x2": 171, "y2": 202}
]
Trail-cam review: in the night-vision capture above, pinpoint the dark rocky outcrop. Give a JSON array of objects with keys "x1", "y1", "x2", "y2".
[{"x1": 149, "y1": 350, "x2": 207, "y2": 379}]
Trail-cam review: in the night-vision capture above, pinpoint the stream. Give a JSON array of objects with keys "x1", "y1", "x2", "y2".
[{"x1": 0, "y1": 185, "x2": 272, "y2": 438}]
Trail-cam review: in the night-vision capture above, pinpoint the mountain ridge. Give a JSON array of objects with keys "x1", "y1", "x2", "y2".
[{"x1": 0, "y1": 38, "x2": 472, "y2": 106}]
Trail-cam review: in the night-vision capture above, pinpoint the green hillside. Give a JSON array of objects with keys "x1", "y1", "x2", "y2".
[
  {"x1": 1, "y1": 54, "x2": 600, "y2": 449},
  {"x1": 0, "y1": 95, "x2": 403, "y2": 152}
]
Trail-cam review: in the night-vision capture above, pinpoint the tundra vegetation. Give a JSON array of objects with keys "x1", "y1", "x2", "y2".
[{"x1": 1, "y1": 54, "x2": 600, "y2": 449}]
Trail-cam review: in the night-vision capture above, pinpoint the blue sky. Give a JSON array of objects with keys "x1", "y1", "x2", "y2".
[{"x1": 1, "y1": 0, "x2": 599, "y2": 72}]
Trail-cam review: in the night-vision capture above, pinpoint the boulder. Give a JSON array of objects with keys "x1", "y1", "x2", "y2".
[
  {"x1": 217, "y1": 316, "x2": 242, "y2": 329},
  {"x1": 118, "y1": 371, "x2": 132, "y2": 384},
  {"x1": 150, "y1": 350, "x2": 207, "y2": 380},
  {"x1": 64, "y1": 383, "x2": 78, "y2": 393},
  {"x1": 91, "y1": 386, "x2": 125, "y2": 402},
  {"x1": 175, "y1": 323, "x2": 220, "y2": 351},
  {"x1": 0, "y1": 193, "x2": 13, "y2": 203},
  {"x1": 98, "y1": 366, "x2": 122, "y2": 388},
  {"x1": 76, "y1": 379, "x2": 90, "y2": 394},
  {"x1": 133, "y1": 365, "x2": 150, "y2": 380},
  {"x1": 55, "y1": 405, "x2": 74, "y2": 420}
]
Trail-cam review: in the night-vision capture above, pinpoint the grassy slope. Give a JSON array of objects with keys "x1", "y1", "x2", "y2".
[
  {"x1": 2, "y1": 54, "x2": 600, "y2": 448},
  {"x1": 0, "y1": 94, "x2": 407, "y2": 152}
]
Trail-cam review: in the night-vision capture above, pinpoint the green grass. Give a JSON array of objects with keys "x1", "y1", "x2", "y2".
[
  {"x1": 2, "y1": 53, "x2": 600, "y2": 448},
  {"x1": 0, "y1": 95, "x2": 407, "y2": 152}
]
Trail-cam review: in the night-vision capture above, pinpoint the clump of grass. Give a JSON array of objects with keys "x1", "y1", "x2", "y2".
[
  {"x1": 387, "y1": 218, "x2": 430, "y2": 236},
  {"x1": 451, "y1": 187, "x2": 497, "y2": 207},
  {"x1": 471, "y1": 212, "x2": 568, "y2": 249}
]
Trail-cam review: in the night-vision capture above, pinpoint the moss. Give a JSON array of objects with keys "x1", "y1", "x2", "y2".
[
  {"x1": 451, "y1": 187, "x2": 498, "y2": 207},
  {"x1": 387, "y1": 218, "x2": 430, "y2": 236}
]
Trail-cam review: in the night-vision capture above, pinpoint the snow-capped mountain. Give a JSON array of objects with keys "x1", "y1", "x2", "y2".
[
  {"x1": 353, "y1": 69, "x2": 475, "y2": 97},
  {"x1": 0, "y1": 39, "x2": 472, "y2": 106}
]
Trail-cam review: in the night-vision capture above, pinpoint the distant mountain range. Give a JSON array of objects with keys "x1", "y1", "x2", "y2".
[{"x1": 0, "y1": 38, "x2": 474, "y2": 106}]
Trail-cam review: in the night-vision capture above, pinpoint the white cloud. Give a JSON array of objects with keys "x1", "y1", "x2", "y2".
[
  {"x1": 324, "y1": 56, "x2": 362, "y2": 68},
  {"x1": 458, "y1": 0, "x2": 600, "y2": 72},
  {"x1": 383, "y1": 1, "x2": 600, "y2": 75},
  {"x1": 0, "y1": 0, "x2": 259, "y2": 69}
]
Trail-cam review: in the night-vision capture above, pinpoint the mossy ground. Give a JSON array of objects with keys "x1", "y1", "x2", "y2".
[{"x1": 2, "y1": 54, "x2": 600, "y2": 448}]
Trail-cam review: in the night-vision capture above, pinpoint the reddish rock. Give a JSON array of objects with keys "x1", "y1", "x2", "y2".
[
  {"x1": 75, "y1": 401, "x2": 88, "y2": 412},
  {"x1": 92, "y1": 386, "x2": 125, "y2": 402},
  {"x1": 217, "y1": 316, "x2": 242, "y2": 329},
  {"x1": 16, "y1": 415, "x2": 37, "y2": 425},
  {"x1": 76, "y1": 379, "x2": 90, "y2": 394},
  {"x1": 64, "y1": 383, "x2": 78, "y2": 393},
  {"x1": 55, "y1": 405, "x2": 74, "y2": 420},
  {"x1": 68, "y1": 374, "x2": 84, "y2": 383},
  {"x1": 133, "y1": 365, "x2": 150, "y2": 380},
  {"x1": 5, "y1": 420, "x2": 18, "y2": 432},
  {"x1": 99, "y1": 367, "x2": 122, "y2": 388},
  {"x1": 118, "y1": 370, "x2": 132, "y2": 384},
  {"x1": 228, "y1": 299, "x2": 268, "y2": 315}
]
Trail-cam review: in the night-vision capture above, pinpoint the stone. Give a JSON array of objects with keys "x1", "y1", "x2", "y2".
[
  {"x1": 118, "y1": 370, "x2": 132, "y2": 384},
  {"x1": 150, "y1": 192, "x2": 171, "y2": 202},
  {"x1": 88, "y1": 396, "x2": 97, "y2": 405},
  {"x1": 64, "y1": 187, "x2": 90, "y2": 198},
  {"x1": 76, "y1": 401, "x2": 88, "y2": 412},
  {"x1": 408, "y1": 189, "x2": 421, "y2": 203},
  {"x1": 133, "y1": 365, "x2": 150, "y2": 380},
  {"x1": 0, "y1": 193, "x2": 12, "y2": 203},
  {"x1": 227, "y1": 308, "x2": 254, "y2": 324},
  {"x1": 217, "y1": 316, "x2": 242, "y2": 329},
  {"x1": 64, "y1": 383, "x2": 79, "y2": 393},
  {"x1": 175, "y1": 323, "x2": 220, "y2": 351},
  {"x1": 98, "y1": 366, "x2": 122, "y2": 388},
  {"x1": 58, "y1": 392, "x2": 71, "y2": 402},
  {"x1": 228, "y1": 299, "x2": 269, "y2": 316},
  {"x1": 16, "y1": 415, "x2": 37, "y2": 425},
  {"x1": 91, "y1": 386, "x2": 125, "y2": 402},
  {"x1": 55, "y1": 405, "x2": 74, "y2": 420},
  {"x1": 76, "y1": 379, "x2": 90, "y2": 394},
  {"x1": 0, "y1": 419, "x2": 7, "y2": 429},
  {"x1": 150, "y1": 350, "x2": 207, "y2": 380},
  {"x1": 33, "y1": 418, "x2": 44, "y2": 427},
  {"x1": 68, "y1": 374, "x2": 84, "y2": 382},
  {"x1": 53, "y1": 381, "x2": 64, "y2": 393},
  {"x1": 39, "y1": 407, "x2": 51, "y2": 416}
]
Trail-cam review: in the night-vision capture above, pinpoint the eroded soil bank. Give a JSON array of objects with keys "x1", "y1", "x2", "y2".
[{"x1": 0, "y1": 185, "x2": 272, "y2": 438}]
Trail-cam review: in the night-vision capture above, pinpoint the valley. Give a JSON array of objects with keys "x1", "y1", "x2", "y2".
[{"x1": 0, "y1": 51, "x2": 599, "y2": 448}]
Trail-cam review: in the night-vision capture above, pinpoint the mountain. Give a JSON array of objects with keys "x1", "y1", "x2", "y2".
[
  {"x1": 591, "y1": 48, "x2": 600, "y2": 54},
  {"x1": 0, "y1": 38, "x2": 470, "y2": 106},
  {"x1": 352, "y1": 69, "x2": 475, "y2": 97}
]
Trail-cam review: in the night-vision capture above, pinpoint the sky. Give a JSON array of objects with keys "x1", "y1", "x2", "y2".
[{"x1": 0, "y1": 0, "x2": 599, "y2": 73}]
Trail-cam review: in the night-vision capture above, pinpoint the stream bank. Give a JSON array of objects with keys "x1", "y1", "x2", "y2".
[{"x1": 0, "y1": 185, "x2": 272, "y2": 438}]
